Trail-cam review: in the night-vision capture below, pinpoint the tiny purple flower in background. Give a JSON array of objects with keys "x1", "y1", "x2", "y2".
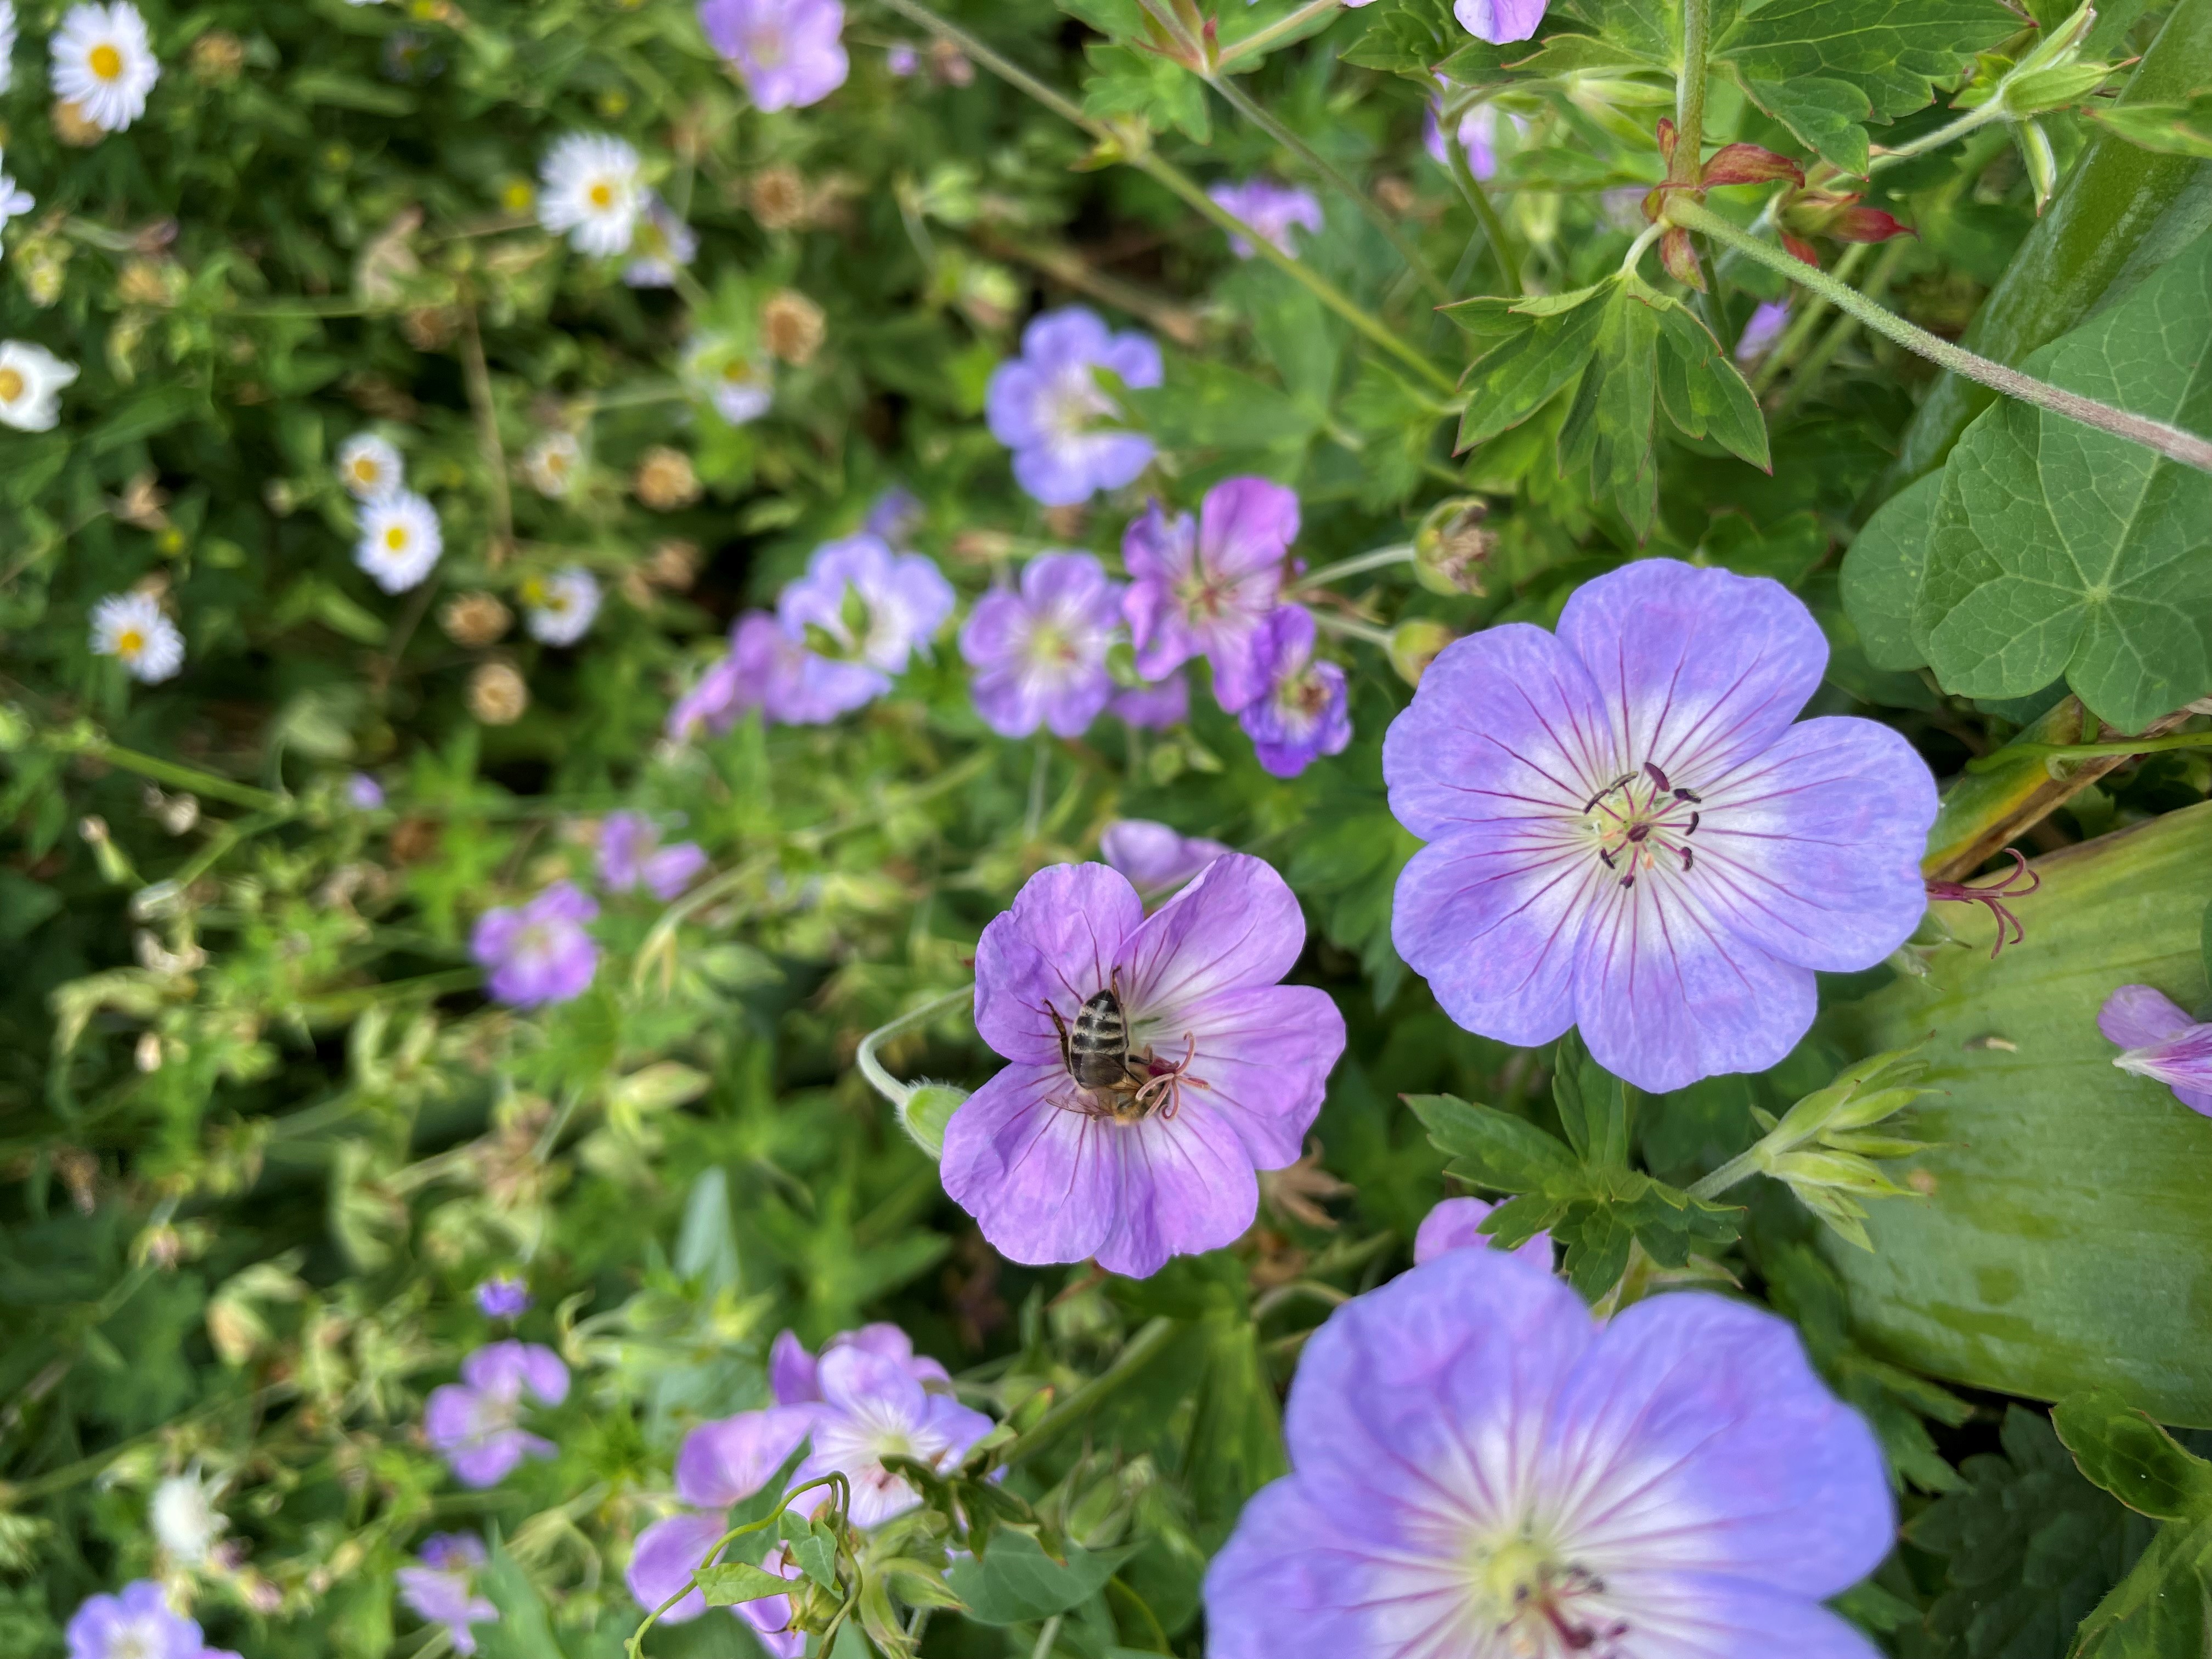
[
  {"x1": 863, "y1": 483, "x2": 926, "y2": 546},
  {"x1": 2100, "y1": 985, "x2": 2212, "y2": 1116},
  {"x1": 1385, "y1": 559, "x2": 1937, "y2": 1093},
  {"x1": 471, "y1": 882, "x2": 600, "y2": 1008},
  {"x1": 959, "y1": 551, "x2": 1124, "y2": 738},
  {"x1": 985, "y1": 307, "x2": 1161, "y2": 507},
  {"x1": 1123, "y1": 476, "x2": 1299, "y2": 712},
  {"x1": 346, "y1": 772, "x2": 385, "y2": 810},
  {"x1": 623, "y1": 194, "x2": 699, "y2": 289},
  {"x1": 1110, "y1": 672, "x2": 1189, "y2": 729},
  {"x1": 1455, "y1": 0, "x2": 1548, "y2": 44},
  {"x1": 1099, "y1": 819, "x2": 1232, "y2": 896},
  {"x1": 1207, "y1": 178, "x2": 1325, "y2": 259},
  {"x1": 1239, "y1": 606, "x2": 1351, "y2": 780},
  {"x1": 628, "y1": 1403, "x2": 816, "y2": 1640},
  {"x1": 597, "y1": 811, "x2": 709, "y2": 901},
  {"x1": 886, "y1": 42, "x2": 919, "y2": 76},
  {"x1": 473, "y1": 1275, "x2": 531, "y2": 1319},
  {"x1": 1736, "y1": 298, "x2": 1791, "y2": 364},
  {"x1": 699, "y1": 0, "x2": 848, "y2": 112},
  {"x1": 1413, "y1": 1194, "x2": 1551, "y2": 1269},
  {"x1": 1204, "y1": 1248, "x2": 1894, "y2": 1659},
  {"x1": 667, "y1": 611, "x2": 815, "y2": 740},
  {"x1": 769, "y1": 1323, "x2": 950, "y2": 1403},
  {"x1": 425, "y1": 1341, "x2": 569, "y2": 1488},
  {"x1": 1426, "y1": 97, "x2": 1499, "y2": 180},
  {"x1": 775, "y1": 534, "x2": 956, "y2": 720},
  {"x1": 66, "y1": 1581, "x2": 207, "y2": 1659},
  {"x1": 942, "y1": 856, "x2": 1346, "y2": 1278},
  {"x1": 398, "y1": 1534, "x2": 499, "y2": 1655},
  {"x1": 794, "y1": 1344, "x2": 994, "y2": 1526}
]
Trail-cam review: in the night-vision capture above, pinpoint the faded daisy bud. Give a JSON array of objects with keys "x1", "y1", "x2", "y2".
[
  {"x1": 1387, "y1": 619, "x2": 1457, "y2": 687},
  {"x1": 1414, "y1": 497, "x2": 1497, "y2": 596},
  {"x1": 748, "y1": 165, "x2": 810, "y2": 229},
  {"x1": 189, "y1": 30, "x2": 246, "y2": 84},
  {"x1": 761, "y1": 289, "x2": 826, "y2": 366},
  {"x1": 466, "y1": 661, "x2": 529, "y2": 726},
  {"x1": 52, "y1": 100, "x2": 106, "y2": 148},
  {"x1": 402, "y1": 307, "x2": 459, "y2": 351},
  {"x1": 440, "y1": 591, "x2": 512, "y2": 648},
  {"x1": 633, "y1": 446, "x2": 701, "y2": 511},
  {"x1": 644, "y1": 538, "x2": 700, "y2": 590}
]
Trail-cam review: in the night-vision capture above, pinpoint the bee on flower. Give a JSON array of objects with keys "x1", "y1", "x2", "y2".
[
  {"x1": 537, "y1": 133, "x2": 643, "y2": 257},
  {"x1": 521, "y1": 567, "x2": 602, "y2": 646},
  {"x1": 335, "y1": 432, "x2": 404, "y2": 501},
  {"x1": 51, "y1": 2, "x2": 160, "y2": 134},
  {"x1": 354, "y1": 490, "x2": 443, "y2": 594},
  {"x1": 90, "y1": 591, "x2": 184, "y2": 684}
]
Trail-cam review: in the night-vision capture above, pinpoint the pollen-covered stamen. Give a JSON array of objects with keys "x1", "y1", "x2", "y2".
[
  {"x1": 1476, "y1": 1539, "x2": 1629, "y2": 1659},
  {"x1": 1581, "y1": 763, "x2": 1703, "y2": 889}
]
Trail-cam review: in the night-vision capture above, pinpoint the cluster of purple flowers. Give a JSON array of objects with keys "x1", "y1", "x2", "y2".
[
  {"x1": 627, "y1": 1324, "x2": 990, "y2": 1655},
  {"x1": 424, "y1": 1340, "x2": 571, "y2": 1488},
  {"x1": 397, "y1": 1534, "x2": 500, "y2": 1655},
  {"x1": 64, "y1": 1583, "x2": 240, "y2": 1659}
]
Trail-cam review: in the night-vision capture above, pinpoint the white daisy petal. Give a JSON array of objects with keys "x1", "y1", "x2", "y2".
[
  {"x1": 336, "y1": 432, "x2": 405, "y2": 501},
  {"x1": 523, "y1": 567, "x2": 602, "y2": 646},
  {"x1": 51, "y1": 2, "x2": 160, "y2": 134},
  {"x1": 537, "y1": 133, "x2": 642, "y2": 258},
  {"x1": 0, "y1": 341, "x2": 80, "y2": 432},
  {"x1": 90, "y1": 591, "x2": 185, "y2": 684},
  {"x1": 355, "y1": 490, "x2": 444, "y2": 594}
]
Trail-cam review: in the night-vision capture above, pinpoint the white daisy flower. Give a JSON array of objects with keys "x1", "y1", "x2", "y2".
[
  {"x1": 151, "y1": 1469, "x2": 229, "y2": 1568},
  {"x1": 0, "y1": 341, "x2": 78, "y2": 431},
  {"x1": 90, "y1": 591, "x2": 184, "y2": 683},
  {"x1": 622, "y1": 194, "x2": 697, "y2": 289},
  {"x1": 0, "y1": 3, "x2": 16, "y2": 97},
  {"x1": 521, "y1": 431, "x2": 582, "y2": 498},
  {"x1": 537, "y1": 133, "x2": 642, "y2": 258},
  {"x1": 522, "y1": 567, "x2": 602, "y2": 646},
  {"x1": 335, "y1": 432, "x2": 404, "y2": 500},
  {"x1": 51, "y1": 2, "x2": 161, "y2": 135},
  {"x1": 0, "y1": 150, "x2": 32, "y2": 239},
  {"x1": 355, "y1": 490, "x2": 443, "y2": 594}
]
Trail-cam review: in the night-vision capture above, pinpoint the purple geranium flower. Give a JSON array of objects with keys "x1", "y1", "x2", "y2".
[
  {"x1": 1099, "y1": 819, "x2": 1232, "y2": 896},
  {"x1": 1384, "y1": 559, "x2": 1937, "y2": 1093},
  {"x1": 1239, "y1": 606, "x2": 1352, "y2": 779},
  {"x1": 793, "y1": 1344, "x2": 994, "y2": 1527},
  {"x1": 864, "y1": 484, "x2": 925, "y2": 545},
  {"x1": 1413, "y1": 1194, "x2": 1551, "y2": 1269},
  {"x1": 769, "y1": 1323, "x2": 950, "y2": 1403},
  {"x1": 958, "y1": 551, "x2": 1124, "y2": 738},
  {"x1": 424, "y1": 1341, "x2": 570, "y2": 1488},
  {"x1": 66, "y1": 1582, "x2": 207, "y2": 1659},
  {"x1": 473, "y1": 1276, "x2": 531, "y2": 1320},
  {"x1": 2101, "y1": 985, "x2": 2212, "y2": 1116},
  {"x1": 1207, "y1": 178, "x2": 1325, "y2": 259},
  {"x1": 668, "y1": 612, "x2": 817, "y2": 740},
  {"x1": 346, "y1": 772, "x2": 386, "y2": 810},
  {"x1": 1204, "y1": 1248, "x2": 1894, "y2": 1659},
  {"x1": 1122, "y1": 477, "x2": 1299, "y2": 712},
  {"x1": 941, "y1": 855, "x2": 1346, "y2": 1278},
  {"x1": 699, "y1": 0, "x2": 848, "y2": 112},
  {"x1": 985, "y1": 307, "x2": 1161, "y2": 507},
  {"x1": 1455, "y1": 0, "x2": 1547, "y2": 44},
  {"x1": 398, "y1": 1534, "x2": 500, "y2": 1656},
  {"x1": 1736, "y1": 299, "x2": 1791, "y2": 364},
  {"x1": 1110, "y1": 672, "x2": 1189, "y2": 729},
  {"x1": 775, "y1": 533, "x2": 957, "y2": 719},
  {"x1": 470, "y1": 882, "x2": 600, "y2": 1008},
  {"x1": 598, "y1": 811, "x2": 710, "y2": 901}
]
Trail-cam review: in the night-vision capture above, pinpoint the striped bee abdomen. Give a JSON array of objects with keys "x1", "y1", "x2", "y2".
[{"x1": 1067, "y1": 988, "x2": 1134, "y2": 1090}]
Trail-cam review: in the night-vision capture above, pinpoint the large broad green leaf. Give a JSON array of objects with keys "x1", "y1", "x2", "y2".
[
  {"x1": 1839, "y1": 471, "x2": 1940, "y2": 672},
  {"x1": 2055, "y1": 1386, "x2": 2212, "y2": 1521},
  {"x1": 1821, "y1": 802, "x2": 2212, "y2": 1427},
  {"x1": 1913, "y1": 232, "x2": 2212, "y2": 732},
  {"x1": 944, "y1": 1530, "x2": 1137, "y2": 1625},
  {"x1": 2069, "y1": 1514, "x2": 2212, "y2": 1658},
  {"x1": 1717, "y1": 0, "x2": 2021, "y2": 173}
]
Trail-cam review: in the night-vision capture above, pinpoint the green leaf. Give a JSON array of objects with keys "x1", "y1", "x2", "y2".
[
  {"x1": 1558, "y1": 281, "x2": 1662, "y2": 535},
  {"x1": 1719, "y1": 0, "x2": 2020, "y2": 173},
  {"x1": 2090, "y1": 91, "x2": 2212, "y2": 160},
  {"x1": 1551, "y1": 1034, "x2": 1632, "y2": 1169},
  {"x1": 290, "y1": 69, "x2": 419, "y2": 116},
  {"x1": 1451, "y1": 286, "x2": 1611, "y2": 450},
  {"x1": 87, "y1": 386, "x2": 205, "y2": 456},
  {"x1": 2055, "y1": 1387, "x2": 2212, "y2": 1521},
  {"x1": 2069, "y1": 1514, "x2": 2212, "y2": 1658},
  {"x1": 474, "y1": 1546, "x2": 569, "y2": 1659},
  {"x1": 943, "y1": 1530, "x2": 1137, "y2": 1626},
  {"x1": 1082, "y1": 42, "x2": 1210, "y2": 142},
  {"x1": 1840, "y1": 472, "x2": 1941, "y2": 672},
  {"x1": 694, "y1": 1561, "x2": 795, "y2": 1605},
  {"x1": 1342, "y1": 0, "x2": 1459, "y2": 76},
  {"x1": 1402, "y1": 1094, "x2": 1579, "y2": 1192},
  {"x1": 1652, "y1": 302, "x2": 1771, "y2": 470},
  {"x1": 1914, "y1": 231, "x2": 2212, "y2": 731},
  {"x1": 1125, "y1": 358, "x2": 1320, "y2": 454}
]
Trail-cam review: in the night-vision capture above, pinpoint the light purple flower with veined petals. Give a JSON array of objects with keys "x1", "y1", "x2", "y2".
[
  {"x1": 1385, "y1": 558, "x2": 1937, "y2": 1094},
  {"x1": 1737, "y1": 299, "x2": 1791, "y2": 364},
  {"x1": 941, "y1": 855, "x2": 1346, "y2": 1278},
  {"x1": 473, "y1": 1276, "x2": 531, "y2": 1319},
  {"x1": 864, "y1": 484, "x2": 926, "y2": 546},
  {"x1": 1110, "y1": 672, "x2": 1189, "y2": 729},
  {"x1": 959, "y1": 551, "x2": 1124, "y2": 738},
  {"x1": 597, "y1": 811, "x2": 709, "y2": 901},
  {"x1": 1239, "y1": 606, "x2": 1352, "y2": 780},
  {"x1": 1456, "y1": 0, "x2": 1548, "y2": 44},
  {"x1": 398, "y1": 1534, "x2": 500, "y2": 1656},
  {"x1": 667, "y1": 611, "x2": 817, "y2": 740},
  {"x1": 470, "y1": 882, "x2": 600, "y2": 1008},
  {"x1": 985, "y1": 307, "x2": 1162, "y2": 507},
  {"x1": 1208, "y1": 178, "x2": 1325, "y2": 259},
  {"x1": 1122, "y1": 477, "x2": 1299, "y2": 712},
  {"x1": 424, "y1": 1341, "x2": 570, "y2": 1487},
  {"x1": 1100, "y1": 819, "x2": 1232, "y2": 896},
  {"x1": 699, "y1": 0, "x2": 848, "y2": 112},
  {"x1": 66, "y1": 1581, "x2": 207, "y2": 1659},
  {"x1": 775, "y1": 533, "x2": 957, "y2": 718},
  {"x1": 769, "y1": 1323, "x2": 950, "y2": 1404},
  {"x1": 794, "y1": 1345, "x2": 994, "y2": 1527},
  {"x1": 2101, "y1": 985, "x2": 2212, "y2": 1116},
  {"x1": 1203, "y1": 1247, "x2": 1893, "y2": 1659},
  {"x1": 1413, "y1": 1194, "x2": 1551, "y2": 1269}
]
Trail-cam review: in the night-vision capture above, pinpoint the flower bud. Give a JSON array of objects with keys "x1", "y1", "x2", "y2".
[
  {"x1": 900, "y1": 1084, "x2": 969, "y2": 1159},
  {"x1": 440, "y1": 591, "x2": 513, "y2": 648},
  {"x1": 1414, "y1": 498, "x2": 1496, "y2": 595},
  {"x1": 1388, "y1": 619, "x2": 1457, "y2": 687}
]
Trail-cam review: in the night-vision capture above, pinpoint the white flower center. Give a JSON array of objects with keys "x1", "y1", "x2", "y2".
[
  {"x1": 1578, "y1": 760, "x2": 1704, "y2": 890},
  {"x1": 1470, "y1": 1537, "x2": 1624, "y2": 1657}
]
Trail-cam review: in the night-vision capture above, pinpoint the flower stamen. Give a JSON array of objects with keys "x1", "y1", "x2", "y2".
[{"x1": 1926, "y1": 847, "x2": 2039, "y2": 957}]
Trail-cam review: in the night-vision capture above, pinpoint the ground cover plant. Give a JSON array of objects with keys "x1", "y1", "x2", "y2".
[{"x1": 5, "y1": 0, "x2": 2212, "y2": 1654}]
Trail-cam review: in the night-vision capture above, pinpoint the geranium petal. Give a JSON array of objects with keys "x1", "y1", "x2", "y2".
[
  {"x1": 675, "y1": 1406, "x2": 815, "y2": 1509},
  {"x1": 1198, "y1": 476, "x2": 1299, "y2": 578},
  {"x1": 626, "y1": 1513, "x2": 729, "y2": 1624},
  {"x1": 939, "y1": 1062, "x2": 1116, "y2": 1266},
  {"x1": 973, "y1": 863, "x2": 1143, "y2": 1064},
  {"x1": 1203, "y1": 1481, "x2": 1387, "y2": 1659},
  {"x1": 1088, "y1": 1100, "x2": 1257, "y2": 1278},
  {"x1": 1391, "y1": 830, "x2": 1593, "y2": 1050},
  {"x1": 1117, "y1": 854, "x2": 1306, "y2": 1019},
  {"x1": 1171, "y1": 984, "x2": 1344, "y2": 1169},
  {"x1": 2100, "y1": 983, "x2": 2196, "y2": 1049},
  {"x1": 1607, "y1": 1573, "x2": 1888, "y2": 1659}
]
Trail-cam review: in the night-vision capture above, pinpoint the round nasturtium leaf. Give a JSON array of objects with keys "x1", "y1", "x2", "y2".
[{"x1": 1822, "y1": 800, "x2": 2212, "y2": 1426}]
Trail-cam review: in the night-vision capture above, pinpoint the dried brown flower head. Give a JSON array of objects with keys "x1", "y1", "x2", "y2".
[
  {"x1": 761, "y1": 289, "x2": 826, "y2": 366},
  {"x1": 634, "y1": 446, "x2": 701, "y2": 511},
  {"x1": 440, "y1": 591, "x2": 513, "y2": 648},
  {"x1": 466, "y1": 661, "x2": 529, "y2": 725}
]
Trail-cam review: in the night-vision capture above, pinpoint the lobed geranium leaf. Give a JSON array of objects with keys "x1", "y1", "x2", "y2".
[
  {"x1": 1558, "y1": 280, "x2": 1663, "y2": 535},
  {"x1": 1341, "y1": 0, "x2": 1461, "y2": 77},
  {"x1": 1451, "y1": 285, "x2": 1612, "y2": 452},
  {"x1": 2054, "y1": 1387, "x2": 2212, "y2": 1522},
  {"x1": 944, "y1": 1530, "x2": 1138, "y2": 1626},
  {"x1": 1402, "y1": 1094, "x2": 1580, "y2": 1192},
  {"x1": 2068, "y1": 1513, "x2": 2212, "y2": 1658},
  {"x1": 1081, "y1": 42, "x2": 1211, "y2": 143},
  {"x1": 1651, "y1": 302, "x2": 1771, "y2": 471},
  {"x1": 1915, "y1": 230, "x2": 2212, "y2": 732}
]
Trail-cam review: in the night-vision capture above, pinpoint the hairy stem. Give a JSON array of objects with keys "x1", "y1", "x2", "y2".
[
  {"x1": 1673, "y1": 0, "x2": 1713, "y2": 180},
  {"x1": 855, "y1": 986, "x2": 974, "y2": 1110},
  {"x1": 1965, "y1": 730, "x2": 2212, "y2": 770},
  {"x1": 42, "y1": 726, "x2": 290, "y2": 812},
  {"x1": 1666, "y1": 200, "x2": 2212, "y2": 473},
  {"x1": 1295, "y1": 543, "x2": 1417, "y2": 586}
]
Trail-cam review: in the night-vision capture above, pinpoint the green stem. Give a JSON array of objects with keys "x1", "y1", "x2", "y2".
[
  {"x1": 1031, "y1": 1614, "x2": 1064, "y2": 1659},
  {"x1": 855, "y1": 985, "x2": 972, "y2": 1110},
  {"x1": 874, "y1": 0, "x2": 1455, "y2": 394},
  {"x1": 1747, "y1": 244, "x2": 1867, "y2": 396},
  {"x1": 1216, "y1": 0, "x2": 1342, "y2": 69},
  {"x1": 1001, "y1": 1317, "x2": 1179, "y2": 1468},
  {"x1": 1868, "y1": 100, "x2": 2010, "y2": 170},
  {"x1": 1771, "y1": 240, "x2": 1907, "y2": 416},
  {"x1": 1204, "y1": 71, "x2": 1449, "y2": 303},
  {"x1": 1666, "y1": 199, "x2": 2212, "y2": 473},
  {"x1": 46, "y1": 729, "x2": 290, "y2": 812},
  {"x1": 1294, "y1": 543, "x2": 1416, "y2": 587},
  {"x1": 1443, "y1": 125, "x2": 1523, "y2": 296},
  {"x1": 1965, "y1": 731, "x2": 2212, "y2": 770},
  {"x1": 1686, "y1": 1142, "x2": 1767, "y2": 1200},
  {"x1": 1673, "y1": 0, "x2": 1713, "y2": 180},
  {"x1": 1311, "y1": 611, "x2": 1396, "y2": 650}
]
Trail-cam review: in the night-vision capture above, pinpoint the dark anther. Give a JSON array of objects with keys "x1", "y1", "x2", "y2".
[
  {"x1": 1619, "y1": 873, "x2": 1636, "y2": 890},
  {"x1": 1673, "y1": 786, "x2": 1702, "y2": 804},
  {"x1": 1679, "y1": 847, "x2": 1694, "y2": 872},
  {"x1": 1685, "y1": 811, "x2": 1700, "y2": 835},
  {"x1": 1626, "y1": 823, "x2": 1651, "y2": 843},
  {"x1": 1582, "y1": 788, "x2": 1607, "y2": 812},
  {"x1": 1926, "y1": 847, "x2": 2041, "y2": 959},
  {"x1": 1598, "y1": 848, "x2": 1618, "y2": 868},
  {"x1": 1642, "y1": 760, "x2": 1673, "y2": 793}
]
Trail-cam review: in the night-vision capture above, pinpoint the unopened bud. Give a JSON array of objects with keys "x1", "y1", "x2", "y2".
[
  {"x1": 900, "y1": 1084, "x2": 969, "y2": 1160},
  {"x1": 760, "y1": 289, "x2": 826, "y2": 366},
  {"x1": 1388, "y1": 620, "x2": 1457, "y2": 687}
]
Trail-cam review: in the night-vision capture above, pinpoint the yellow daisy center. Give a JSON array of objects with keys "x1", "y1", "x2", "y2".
[
  {"x1": 89, "y1": 43, "x2": 124, "y2": 81},
  {"x1": 116, "y1": 627, "x2": 145, "y2": 658},
  {"x1": 588, "y1": 179, "x2": 616, "y2": 210},
  {"x1": 0, "y1": 368, "x2": 21, "y2": 403},
  {"x1": 385, "y1": 526, "x2": 409, "y2": 551},
  {"x1": 351, "y1": 459, "x2": 380, "y2": 484}
]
